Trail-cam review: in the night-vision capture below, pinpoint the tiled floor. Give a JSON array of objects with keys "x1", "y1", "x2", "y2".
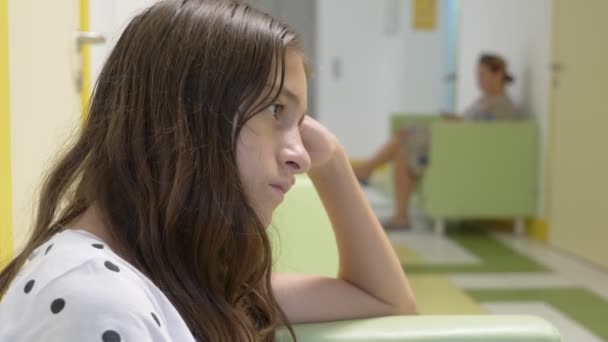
[
  {"x1": 364, "y1": 185, "x2": 608, "y2": 341},
  {"x1": 482, "y1": 302, "x2": 604, "y2": 342},
  {"x1": 387, "y1": 228, "x2": 608, "y2": 342}
]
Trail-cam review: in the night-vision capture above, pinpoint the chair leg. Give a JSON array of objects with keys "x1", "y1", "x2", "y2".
[
  {"x1": 434, "y1": 219, "x2": 445, "y2": 235},
  {"x1": 514, "y1": 219, "x2": 525, "y2": 236}
]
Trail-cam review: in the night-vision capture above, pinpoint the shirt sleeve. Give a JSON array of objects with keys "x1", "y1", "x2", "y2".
[{"x1": 14, "y1": 258, "x2": 175, "y2": 342}]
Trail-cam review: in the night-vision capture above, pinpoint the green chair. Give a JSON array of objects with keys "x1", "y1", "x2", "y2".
[
  {"x1": 270, "y1": 176, "x2": 559, "y2": 341},
  {"x1": 388, "y1": 113, "x2": 539, "y2": 234}
]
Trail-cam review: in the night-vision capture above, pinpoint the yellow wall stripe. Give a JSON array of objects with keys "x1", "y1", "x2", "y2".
[
  {"x1": 0, "y1": 0, "x2": 14, "y2": 266},
  {"x1": 80, "y1": 0, "x2": 91, "y2": 115}
]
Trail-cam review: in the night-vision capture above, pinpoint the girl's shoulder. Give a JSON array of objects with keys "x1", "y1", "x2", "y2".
[{"x1": 0, "y1": 229, "x2": 195, "y2": 341}]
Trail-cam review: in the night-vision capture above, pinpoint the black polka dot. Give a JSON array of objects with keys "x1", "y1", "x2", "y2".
[
  {"x1": 24, "y1": 280, "x2": 35, "y2": 294},
  {"x1": 50, "y1": 298, "x2": 65, "y2": 314},
  {"x1": 151, "y1": 312, "x2": 161, "y2": 327},
  {"x1": 45, "y1": 244, "x2": 53, "y2": 255},
  {"x1": 104, "y1": 261, "x2": 120, "y2": 272},
  {"x1": 102, "y1": 330, "x2": 121, "y2": 342},
  {"x1": 92, "y1": 243, "x2": 104, "y2": 249}
]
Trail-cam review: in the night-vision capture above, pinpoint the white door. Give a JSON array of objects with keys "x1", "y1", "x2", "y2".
[
  {"x1": 7, "y1": 0, "x2": 82, "y2": 252},
  {"x1": 547, "y1": 0, "x2": 608, "y2": 268}
]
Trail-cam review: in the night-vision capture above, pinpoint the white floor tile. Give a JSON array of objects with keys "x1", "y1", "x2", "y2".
[
  {"x1": 449, "y1": 273, "x2": 579, "y2": 289},
  {"x1": 388, "y1": 230, "x2": 481, "y2": 265},
  {"x1": 494, "y1": 233, "x2": 608, "y2": 301}
]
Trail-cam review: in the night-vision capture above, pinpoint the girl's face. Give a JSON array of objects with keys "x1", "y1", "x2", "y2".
[{"x1": 236, "y1": 50, "x2": 311, "y2": 226}]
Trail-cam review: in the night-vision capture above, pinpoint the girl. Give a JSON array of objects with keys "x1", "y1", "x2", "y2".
[{"x1": 0, "y1": 0, "x2": 416, "y2": 341}]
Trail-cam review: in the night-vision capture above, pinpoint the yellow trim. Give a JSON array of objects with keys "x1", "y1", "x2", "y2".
[
  {"x1": 79, "y1": 0, "x2": 91, "y2": 117},
  {"x1": 527, "y1": 218, "x2": 548, "y2": 242},
  {"x1": 0, "y1": 0, "x2": 14, "y2": 266}
]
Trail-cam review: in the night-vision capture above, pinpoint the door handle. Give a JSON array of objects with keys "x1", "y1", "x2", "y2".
[
  {"x1": 74, "y1": 31, "x2": 106, "y2": 92},
  {"x1": 551, "y1": 63, "x2": 565, "y2": 73},
  {"x1": 75, "y1": 31, "x2": 106, "y2": 49}
]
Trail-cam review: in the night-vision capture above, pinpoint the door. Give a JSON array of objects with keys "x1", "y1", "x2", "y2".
[
  {"x1": 548, "y1": 0, "x2": 608, "y2": 267},
  {"x1": 5, "y1": 0, "x2": 83, "y2": 254}
]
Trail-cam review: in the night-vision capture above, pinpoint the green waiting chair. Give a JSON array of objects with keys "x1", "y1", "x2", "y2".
[
  {"x1": 270, "y1": 176, "x2": 559, "y2": 341},
  {"x1": 387, "y1": 113, "x2": 539, "y2": 234}
]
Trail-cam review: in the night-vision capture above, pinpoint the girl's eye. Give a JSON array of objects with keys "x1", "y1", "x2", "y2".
[{"x1": 268, "y1": 103, "x2": 285, "y2": 119}]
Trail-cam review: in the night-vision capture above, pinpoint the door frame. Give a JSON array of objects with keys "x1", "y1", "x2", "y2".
[{"x1": 0, "y1": 0, "x2": 13, "y2": 265}]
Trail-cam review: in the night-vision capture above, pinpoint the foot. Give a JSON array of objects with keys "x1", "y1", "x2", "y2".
[
  {"x1": 352, "y1": 164, "x2": 371, "y2": 185},
  {"x1": 381, "y1": 216, "x2": 410, "y2": 230}
]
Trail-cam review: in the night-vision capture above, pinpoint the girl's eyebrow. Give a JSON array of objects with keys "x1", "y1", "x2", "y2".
[
  {"x1": 266, "y1": 83, "x2": 305, "y2": 110},
  {"x1": 280, "y1": 87, "x2": 300, "y2": 107}
]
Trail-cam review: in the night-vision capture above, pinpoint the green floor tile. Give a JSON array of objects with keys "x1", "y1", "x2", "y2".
[
  {"x1": 468, "y1": 288, "x2": 608, "y2": 340},
  {"x1": 404, "y1": 230, "x2": 549, "y2": 274}
]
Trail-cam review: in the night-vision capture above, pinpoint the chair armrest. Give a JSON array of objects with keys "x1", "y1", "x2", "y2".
[{"x1": 278, "y1": 315, "x2": 560, "y2": 342}]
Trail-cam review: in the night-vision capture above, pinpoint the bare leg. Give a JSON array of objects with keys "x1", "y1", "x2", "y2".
[
  {"x1": 353, "y1": 129, "x2": 406, "y2": 181},
  {"x1": 387, "y1": 142, "x2": 411, "y2": 225}
]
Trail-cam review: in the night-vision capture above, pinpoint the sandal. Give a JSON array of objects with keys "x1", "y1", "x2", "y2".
[{"x1": 381, "y1": 219, "x2": 411, "y2": 230}]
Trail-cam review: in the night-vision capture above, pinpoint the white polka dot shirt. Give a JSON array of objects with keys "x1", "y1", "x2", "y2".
[{"x1": 0, "y1": 229, "x2": 197, "y2": 341}]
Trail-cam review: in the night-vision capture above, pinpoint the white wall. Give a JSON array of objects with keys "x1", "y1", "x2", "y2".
[
  {"x1": 457, "y1": 0, "x2": 552, "y2": 215},
  {"x1": 316, "y1": 0, "x2": 445, "y2": 158},
  {"x1": 90, "y1": 0, "x2": 158, "y2": 90}
]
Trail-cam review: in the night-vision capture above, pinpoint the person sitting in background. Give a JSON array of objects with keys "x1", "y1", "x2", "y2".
[{"x1": 353, "y1": 53, "x2": 523, "y2": 229}]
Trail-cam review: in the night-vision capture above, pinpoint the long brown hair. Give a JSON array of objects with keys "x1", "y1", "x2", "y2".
[{"x1": 0, "y1": 0, "x2": 302, "y2": 340}]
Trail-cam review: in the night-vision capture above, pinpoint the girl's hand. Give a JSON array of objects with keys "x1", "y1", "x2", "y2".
[{"x1": 299, "y1": 116, "x2": 341, "y2": 170}]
